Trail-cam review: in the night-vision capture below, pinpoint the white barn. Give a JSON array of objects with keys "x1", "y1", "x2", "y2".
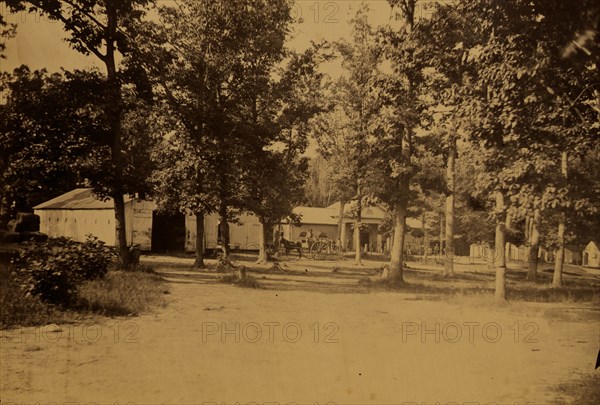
[
  {"x1": 185, "y1": 212, "x2": 262, "y2": 251},
  {"x1": 34, "y1": 188, "x2": 263, "y2": 252},
  {"x1": 34, "y1": 188, "x2": 156, "y2": 250}
]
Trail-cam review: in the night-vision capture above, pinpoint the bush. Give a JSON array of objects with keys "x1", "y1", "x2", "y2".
[
  {"x1": 0, "y1": 271, "x2": 69, "y2": 329},
  {"x1": 12, "y1": 236, "x2": 114, "y2": 306}
]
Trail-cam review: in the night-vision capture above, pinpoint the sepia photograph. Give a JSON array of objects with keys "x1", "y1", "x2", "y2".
[{"x1": 0, "y1": 1, "x2": 599, "y2": 404}]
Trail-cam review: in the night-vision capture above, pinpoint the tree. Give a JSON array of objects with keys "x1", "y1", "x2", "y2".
[
  {"x1": 151, "y1": 123, "x2": 219, "y2": 268},
  {"x1": 303, "y1": 155, "x2": 339, "y2": 208},
  {"x1": 0, "y1": 64, "x2": 156, "y2": 216},
  {"x1": 371, "y1": 0, "x2": 429, "y2": 283},
  {"x1": 450, "y1": 0, "x2": 598, "y2": 299},
  {"x1": 414, "y1": 2, "x2": 483, "y2": 277},
  {"x1": 242, "y1": 151, "x2": 308, "y2": 263},
  {"x1": 313, "y1": 6, "x2": 382, "y2": 266},
  {"x1": 0, "y1": 11, "x2": 16, "y2": 59},
  {"x1": 0, "y1": 67, "x2": 98, "y2": 219},
  {"x1": 135, "y1": 0, "x2": 293, "y2": 262},
  {"x1": 5, "y1": 0, "x2": 154, "y2": 268},
  {"x1": 241, "y1": 48, "x2": 324, "y2": 263},
  {"x1": 311, "y1": 103, "x2": 364, "y2": 257}
]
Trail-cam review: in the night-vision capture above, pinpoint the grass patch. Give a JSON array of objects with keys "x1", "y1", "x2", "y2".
[
  {"x1": 77, "y1": 270, "x2": 169, "y2": 316},
  {"x1": 0, "y1": 272, "x2": 71, "y2": 328},
  {"x1": 555, "y1": 373, "x2": 600, "y2": 405},
  {"x1": 1, "y1": 268, "x2": 169, "y2": 329}
]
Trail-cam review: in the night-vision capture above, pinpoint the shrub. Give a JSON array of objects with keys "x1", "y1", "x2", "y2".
[
  {"x1": 0, "y1": 271, "x2": 69, "y2": 328},
  {"x1": 11, "y1": 236, "x2": 114, "y2": 306}
]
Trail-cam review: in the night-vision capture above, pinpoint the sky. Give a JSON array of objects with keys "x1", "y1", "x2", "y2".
[{"x1": 1, "y1": 1, "x2": 399, "y2": 73}]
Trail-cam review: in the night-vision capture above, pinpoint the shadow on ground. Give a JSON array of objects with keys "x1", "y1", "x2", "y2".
[{"x1": 142, "y1": 253, "x2": 600, "y2": 303}]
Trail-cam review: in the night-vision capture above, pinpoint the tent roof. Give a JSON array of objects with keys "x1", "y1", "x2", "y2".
[{"x1": 33, "y1": 188, "x2": 132, "y2": 210}]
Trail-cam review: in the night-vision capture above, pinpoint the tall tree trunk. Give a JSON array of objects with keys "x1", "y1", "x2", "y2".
[
  {"x1": 505, "y1": 213, "x2": 513, "y2": 262},
  {"x1": 105, "y1": 6, "x2": 128, "y2": 269},
  {"x1": 494, "y1": 191, "x2": 507, "y2": 302},
  {"x1": 218, "y1": 201, "x2": 230, "y2": 258},
  {"x1": 553, "y1": 216, "x2": 566, "y2": 287},
  {"x1": 444, "y1": 135, "x2": 456, "y2": 277},
  {"x1": 112, "y1": 192, "x2": 129, "y2": 268},
  {"x1": 194, "y1": 212, "x2": 205, "y2": 268},
  {"x1": 524, "y1": 214, "x2": 531, "y2": 266},
  {"x1": 337, "y1": 200, "x2": 345, "y2": 246},
  {"x1": 527, "y1": 208, "x2": 540, "y2": 281},
  {"x1": 257, "y1": 217, "x2": 269, "y2": 264},
  {"x1": 354, "y1": 186, "x2": 362, "y2": 265},
  {"x1": 422, "y1": 212, "x2": 428, "y2": 263},
  {"x1": 553, "y1": 152, "x2": 568, "y2": 288},
  {"x1": 389, "y1": 204, "x2": 407, "y2": 284},
  {"x1": 387, "y1": 2, "x2": 415, "y2": 284},
  {"x1": 439, "y1": 211, "x2": 444, "y2": 262},
  {"x1": 524, "y1": 215, "x2": 531, "y2": 243}
]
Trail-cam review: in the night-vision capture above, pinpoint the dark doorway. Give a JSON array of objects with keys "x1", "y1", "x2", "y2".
[
  {"x1": 360, "y1": 231, "x2": 370, "y2": 249},
  {"x1": 151, "y1": 212, "x2": 186, "y2": 252}
]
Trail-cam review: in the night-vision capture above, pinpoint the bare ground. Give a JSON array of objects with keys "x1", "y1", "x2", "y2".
[{"x1": 1, "y1": 254, "x2": 599, "y2": 405}]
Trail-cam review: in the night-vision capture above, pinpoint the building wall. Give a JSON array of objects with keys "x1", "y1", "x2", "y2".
[
  {"x1": 36, "y1": 199, "x2": 156, "y2": 250},
  {"x1": 127, "y1": 200, "x2": 155, "y2": 251},
  {"x1": 583, "y1": 242, "x2": 600, "y2": 267},
  {"x1": 345, "y1": 223, "x2": 381, "y2": 252},
  {"x1": 564, "y1": 248, "x2": 582, "y2": 265},
  {"x1": 185, "y1": 212, "x2": 263, "y2": 251},
  {"x1": 36, "y1": 208, "x2": 116, "y2": 245}
]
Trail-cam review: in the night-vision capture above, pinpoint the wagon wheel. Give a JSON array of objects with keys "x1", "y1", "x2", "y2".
[
  {"x1": 307, "y1": 242, "x2": 317, "y2": 259},
  {"x1": 311, "y1": 241, "x2": 326, "y2": 260}
]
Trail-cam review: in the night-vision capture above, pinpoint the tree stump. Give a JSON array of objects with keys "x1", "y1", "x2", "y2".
[
  {"x1": 269, "y1": 262, "x2": 285, "y2": 273},
  {"x1": 238, "y1": 265, "x2": 247, "y2": 280},
  {"x1": 380, "y1": 265, "x2": 390, "y2": 280}
]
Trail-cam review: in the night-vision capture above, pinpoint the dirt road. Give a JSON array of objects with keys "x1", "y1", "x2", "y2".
[{"x1": 1, "y1": 256, "x2": 598, "y2": 404}]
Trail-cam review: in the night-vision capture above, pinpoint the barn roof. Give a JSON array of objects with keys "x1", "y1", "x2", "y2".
[
  {"x1": 585, "y1": 240, "x2": 600, "y2": 251},
  {"x1": 326, "y1": 202, "x2": 422, "y2": 228},
  {"x1": 292, "y1": 203, "x2": 422, "y2": 229},
  {"x1": 293, "y1": 206, "x2": 338, "y2": 225},
  {"x1": 327, "y1": 202, "x2": 388, "y2": 220},
  {"x1": 33, "y1": 188, "x2": 131, "y2": 210}
]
